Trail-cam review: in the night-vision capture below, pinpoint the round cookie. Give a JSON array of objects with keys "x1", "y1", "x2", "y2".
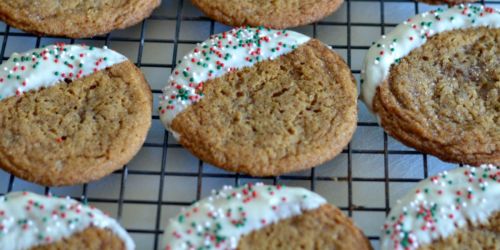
[
  {"x1": 381, "y1": 165, "x2": 500, "y2": 250},
  {"x1": 0, "y1": 192, "x2": 134, "y2": 250},
  {"x1": 0, "y1": 44, "x2": 152, "y2": 186},
  {"x1": 191, "y1": 0, "x2": 343, "y2": 29},
  {"x1": 162, "y1": 183, "x2": 372, "y2": 250},
  {"x1": 159, "y1": 27, "x2": 357, "y2": 176},
  {"x1": 361, "y1": 5, "x2": 500, "y2": 166},
  {"x1": 0, "y1": 0, "x2": 160, "y2": 38}
]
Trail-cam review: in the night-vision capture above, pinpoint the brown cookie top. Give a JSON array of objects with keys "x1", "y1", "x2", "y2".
[
  {"x1": 373, "y1": 27, "x2": 499, "y2": 165},
  {"x1": 162, "y1": 30, "x2": 357, "y2": 176},
  {"x1": 0, "y1": 60, "x2": 152, "y2": 186},
  {"x1": 191, "y1": 0, "x2": 343, "y2": 29},
  {"x1": 361, "y1": 6, "x2": 499, "y2": 166},
  {"x1": 0, "y1": 0, "x2": 160, "y2": 38},
  {"x1": 238, "y1": 205, "x2": 373, "y2": 250},
  {"x1": 162, "y1": 184, "x2": 371, "y2": 250},
  {"x1": 32, "y1": 228, "x2": 127, "y2": 250}
]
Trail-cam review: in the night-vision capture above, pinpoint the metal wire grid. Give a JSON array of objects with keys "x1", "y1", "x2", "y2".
[{"x1": 0, "y1": 0, "x2": 498, "y2": 249}]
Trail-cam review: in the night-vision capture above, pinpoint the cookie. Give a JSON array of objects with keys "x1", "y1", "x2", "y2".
[
  {"x1": 191, "y1": 0, "x2": 343, "y2": 29},
  {"x1": 0, "y1": 192, "x2": 134, "y2": 250},
  {"x1": 162, "y1": 183, "x2": 372, "y2": 250},
  {"x1": 381, "y1": 165, "x2": 499, "y2": 250},
  {"x1": 361, "y1": 5, "x2": 500, "y2": 166},
  {"x1": 0, "y1": 0, "x2": 160, "y2": 38},
  {"x1": 159, "y1": 27, "x2": 357, "y2": 176},
  {"x1": 0, "y1": 44, "x2": 152, "y2": 186}
]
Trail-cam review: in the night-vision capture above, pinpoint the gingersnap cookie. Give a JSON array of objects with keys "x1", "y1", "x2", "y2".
[
  {"x1": 0, "y1": 0, "x2": 160, "y2": 38},
  {"x1": 159, "y1": 27, "x2": 357, "y2": 176},
  {"x1": 162, "y1": 183, "x2": 372, "y2": 250},
  {"x1": 381, "y1": 165, "x2": 499, "y2": 250},
  {"x1": 0, "y1": 192, "x2": 134, "y2": 250},
  {"x1": 361, "y1": 5, "x2": 500, "y2": 166},
  {"x1": 0, "y1": 43, "x2": 152, "y2": 186},
  {"x1": 191, "y1": 0, "x2": 343, "y2": 29}
]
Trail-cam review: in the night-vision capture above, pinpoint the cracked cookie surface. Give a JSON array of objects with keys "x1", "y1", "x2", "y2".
[
  {"x1": 373, "y1": 27, "x2": 499, "y2": 166},
  {"x1": 0, "y1": 0, "x2": 160, "y2": 38},
  {"x1": 191, "y1": 0, "x2": 343, "y2": 29},
  {"x1": 0, "y1": 61, "x2": 152, "y2": 186},
  {"x1": 171, "y1": 39, "x2": 357, "y2": 176}
]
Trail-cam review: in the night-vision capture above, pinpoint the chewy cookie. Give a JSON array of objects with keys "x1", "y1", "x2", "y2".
[
  {"x1": 361, "y1": 5, "x2": 500, "y2": 166},
  {"x1": 191, "y1": 0, "x2": 343, "y2": 29},
  {"x1": 0, "y1": 192, "x2": 134, "y2": 250},
  {"x1": 159, "y1": 27, "x2": 357, "y2": 176},
  {"x1": 162, "y1": 183, "x2": 372, "y2": 250},
  {"x1": 381, "y1": 165, "x2": 500, "y2": 250},
  {"x1": 0, "y1": 44, "x2": 152, "y2": 186},
  {"x1": 0, "y1": 0, "x2": 160, "y2": 38}
]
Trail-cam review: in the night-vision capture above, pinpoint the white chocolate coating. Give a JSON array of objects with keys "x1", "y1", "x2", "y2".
[
  {"x1": 158, "y1": 27, "x2": 310, "y2": 135},
  {"x1": 162, "y1": 183, "x2": 326, "y2": 250},
  {"x1": 361, "y1": 5, "x2": 500, "y2": 111},
  {"x1": 0, "y1": 43, "x2": 127, "y2": 101},
  {"x1": 0, "y1": 192, "x2": 134, "y2": 250},
  {"x1": 381, "y1": 165, "x2": 500, "y2": 250}
]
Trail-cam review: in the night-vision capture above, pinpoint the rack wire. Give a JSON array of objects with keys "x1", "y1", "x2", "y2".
[{"x1": 0, "y1": 0, "x2": 497, "y2": 249}]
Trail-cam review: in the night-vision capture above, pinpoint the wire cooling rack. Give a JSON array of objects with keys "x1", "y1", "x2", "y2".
[{"x1": 0, "y1": 0, "x2": 498, "y2": 249}]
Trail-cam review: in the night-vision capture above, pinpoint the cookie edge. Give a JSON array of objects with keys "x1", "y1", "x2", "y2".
[
  {"x1": 172, "y1": 39, "x2": 358, "y2": 176},
  {"x1": 0, "y1": 61, "x2": 153, "y2": 186},
  {"x1": 0, "y1": 0, "x2": 161, "y2": 38},
  {"x1": 191, "y1": 0, "x2": 344, "y2": 29}
]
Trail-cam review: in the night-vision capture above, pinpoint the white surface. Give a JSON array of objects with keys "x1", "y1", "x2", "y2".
[
  {"x1": 0, "y1": 44, "x2": 126, "y2": 100},
  {"x1": 0, "y1": 1, "x2": 498, "y2": 249},
  {"x1": 0, "y1": 192, "x2": 135, "y2": 250},
  {"x1": 381, "y1": 165, "x2": 500, "y2": 250},
  {"x1": 162, "y1": 184, "x2": 326, "y2": 249}
]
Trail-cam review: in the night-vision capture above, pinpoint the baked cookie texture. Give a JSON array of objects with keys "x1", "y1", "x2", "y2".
[
  {"x1": 32, "y1": 228, "x2": 126, "y2": 250},
  {"x1": 373, "y1": 27, "x2": 499, "y2": 165},
  {"x1": 162, "y1": 183, "x2": 372, "y2": 250},
  {"x1": 361, "y1": 5, "x2": 500, "y2": 166},
  {"x1": 0, "y1": 45, "x2": 152, "y2": 186},
  {"x1": 380, "y1": 165, "x2": 500, "y2": 250},
  {"x1": 0, "y1": 0, "x2": 161, "y2": 38},
  {"x1": 238, "y1": 205, "x2": 372, "y2": 250},
  {"x1": 159, "y1": 28, "x2": 357, "y2": 176},
  {"x1": 0, "y1": 192, "x2": 134, "y2": 250},
  {"x1": 191, "y1": 0, "x2": 343, "y2": 29}
]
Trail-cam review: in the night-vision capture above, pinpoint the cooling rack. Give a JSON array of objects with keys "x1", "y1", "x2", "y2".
[{"x1": 0, "y1": 0, "x2": 498, "y2": 249}]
